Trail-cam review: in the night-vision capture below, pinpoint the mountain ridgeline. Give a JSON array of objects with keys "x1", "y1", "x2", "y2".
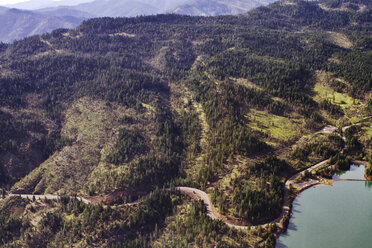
[
  {"x1": 0, "y1": 0, "x2": 371, "y2": 247},
  {"x1": 0, "y1": 0, "x2": 277, "y2": 42},
  {"x1": 0, "y1": 7, "x2": 88, "y2": 43}
]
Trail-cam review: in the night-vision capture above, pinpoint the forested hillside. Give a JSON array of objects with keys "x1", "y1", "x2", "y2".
[
  {"x1": 0, "y1": 0, "x2": 371, "y2": 247},
  {"x1": 0, "y1": 0, "x2": 276, "y2": 43}
]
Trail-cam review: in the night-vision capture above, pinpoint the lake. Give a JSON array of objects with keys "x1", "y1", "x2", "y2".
[{"x1": 276, "y1": 164, "x2": 372, "y2": 248}]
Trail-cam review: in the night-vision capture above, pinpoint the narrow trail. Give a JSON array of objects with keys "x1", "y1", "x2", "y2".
[{"x1": 2, "y1": 122, "x2": 370, "y2": 231}]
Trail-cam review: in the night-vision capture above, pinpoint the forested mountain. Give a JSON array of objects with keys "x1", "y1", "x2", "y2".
[
  {"x1": 173, "y1": 0, "x2": 274, "y2": 16},
  {"x1": 67, "y1": 0, "x2": 188, "y2": 17},
  {"x1": 0, "y1": 7, "x2": 88, "y2": 43},
  {"x1": 69, "y1": 0, "x2": 276, "y2": 17},
  {"x1": 0, "y1": 0, "x2": 276, "y2": 42},
  {"x1": 0, "y1": 0, "x2": 371, "y2": 247}
]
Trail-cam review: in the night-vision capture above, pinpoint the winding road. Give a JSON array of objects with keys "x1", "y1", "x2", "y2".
[{"x1": 2, "y1": 122, "x2": 370, "y2": 230}]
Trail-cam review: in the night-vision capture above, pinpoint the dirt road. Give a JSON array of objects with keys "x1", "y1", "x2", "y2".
[{"x1": 3, "y1": 122, "x2": 369, "y2": 230}]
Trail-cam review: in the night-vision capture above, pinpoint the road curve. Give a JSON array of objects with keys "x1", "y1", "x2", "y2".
[
  {"x1": 175, "y1": 187, "x2": 216, "y2": 220},
  {"x1": 3, "y1": 158, "x2": 368, "y2": 230},
  {"x1": 2, "y1": 122, "x2": 369, "y2": 230},
  {"x1": 173, "y1": 158, "x2": 332, "y2": 230}
]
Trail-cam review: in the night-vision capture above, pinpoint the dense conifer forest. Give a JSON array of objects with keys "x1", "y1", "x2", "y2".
[{"x1": 0, "y1": 0, "x2": 371, "y2": 247}]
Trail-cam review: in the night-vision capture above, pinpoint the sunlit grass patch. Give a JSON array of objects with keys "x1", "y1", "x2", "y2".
[
  {"x1": 247, "y1": 109, "x2": 303, "y2": 141},
  {"x1": 313, "y1": 82, "x2": 356, "y2": 108},
  {"x1": 314, "y1": 71, "x2": 367, "y2": 123}
]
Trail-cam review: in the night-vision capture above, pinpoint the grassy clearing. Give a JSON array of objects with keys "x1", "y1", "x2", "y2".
[
  {"x1": 313, "y1": 81, "x2": 356, "y2": 107},
  {"x1": 326, "y1": 31, "x2": 353, "y2": 49},
  {"x1": 247, "y1": 109, "x2": 304, "y2": 142},
  {"x1": 233, "y1": 78, "x2": 263, "y2": 91},
  {"x1": 314, "y1": 71, "x2": 367, "y2": 124},
  {"x1": 65, "y1": 213, "x2": 74, "y2": 221},
  {"x1": 109, "y1": 32, "x2": 136, "y2": 38}
]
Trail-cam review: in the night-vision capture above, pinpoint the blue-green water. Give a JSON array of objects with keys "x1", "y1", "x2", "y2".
[{"x1": 277, "y1": 165, "x2": 372, "y2": 248}]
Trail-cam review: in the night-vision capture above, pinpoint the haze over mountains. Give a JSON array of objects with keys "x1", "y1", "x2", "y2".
[
  {"x1": 0, "y1": 0, "x2": 276, "y2": 43},
  {"x1": 0, "y1": 6, "x2": 87, "y2": 43},
  {"x1": 5, "y1": 0, "x2": 94, "y2": 10},
  {"x1": 64, "y1": 0, "x2": 274, "y2": 17}
]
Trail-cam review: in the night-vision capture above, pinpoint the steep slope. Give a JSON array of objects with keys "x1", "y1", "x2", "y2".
[{"x1": 0, "y1": 0, "x2": 371, "y2": 247}]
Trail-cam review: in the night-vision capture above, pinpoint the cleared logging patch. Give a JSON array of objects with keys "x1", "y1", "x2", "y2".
[
  {"x1": 314, "y1": 71, "x2": 367, "y2": 123},
  {"x1": 247, "y1": 109, "x2": 303, "y2": 142}
]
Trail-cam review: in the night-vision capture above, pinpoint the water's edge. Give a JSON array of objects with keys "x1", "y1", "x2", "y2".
[{"x1": 276, "y1": 164, "x2": 372, "y2": 248}]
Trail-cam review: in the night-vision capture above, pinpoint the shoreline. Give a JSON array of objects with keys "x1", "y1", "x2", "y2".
[{"x1": 276, "y1": 161, "x2": 371, "y2": 238}]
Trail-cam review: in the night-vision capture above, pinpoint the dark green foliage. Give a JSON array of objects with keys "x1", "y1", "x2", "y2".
[
  {"x1": 118, "y1": 114, "x2": 135, "y2": 124},
  {"x1": 324, "y1": 0, "x2": 371, "y2": 9},
  {"x1": 328, "y1": 134, "x2": 345, "y2": 150},
  {"x1": 331, "y1": 153, "x2": 352, "y2": 170},
  {"x1": 344, "y1": 125, "x2": 363, "y2": 155},
  {"x1": 292, "y1": 146, "x2": 311, "y2": 161},
  {"x1": 0, "y1": 109, "x2": 66, "y2": 186},
  {"x1": 230, "y1": 157, "x2": 291, "y2": 224},
  {"x1": 13, "y1": 190, "x2": 175, "y2": 247},
  {"x1": 0, "y1": 0, "x2": 370, "y2": 246},
  {"x1": 0, "y1": 165, "x2": 7, "y2": 187},
  {"x1": 107, "y1": 128, "x2": 148, "y2": 165},
  {"x1": 345, "y1": 136, "x2": 363, "y2": 153},
  {"x1": 366, "y1": 165, "x2": 372, "y2": 179},
  {"x1": 292, "y1": 135, "x2": 340, "y2": 162},
  {"x1": 345, "y1": 125, "x2": 360, "y2": 140},
  {"x1": 40, "y1": 212, "x2": 62, "y2": 233},
  {"x1": 212, "y1": 157, "x2": 291, "y2": 224},
  {"x1": 164, "y1": 40, "x2": 196, "y2": 79},
  {"x1": 42, "y1": 134, "x2": 74, "y2": 159},
  {"x1": 10, "y1": 36, "x2": 50, "y2": 58},
  {"x1": 0, "y1": 197, "x2": 29, "y2": 245},
  {"x1": 126, "y1": 156, "x2": 179, "y2": 188},
  {"x1": 129, "y1": 189, "x2": 173, "y2": 230},
  {"x1": 205, "y1": 50, "x2": 315, "y2": 106},
  {"x1": 0, "y1": 110, "x2": 25, "y2": 154},
  {"x1": 179, "y1": 109, "x2": 202, "y2": 156},
  {"x1": 231, "y1": 175, "x2": 284, "y2": 224},
  {"x1": 173, "y1": 200, "x2": 229, "y2": 246},
  {"x1": 367, "y1": 98, "x2": 372, "y2": 113},
  {"x1": 265, "y1": 233, "x2": 276, "y2": 248},
  {"x1": 249, "y1": 156, "x2": 292, "y2": 177},
  {"x1": 88, "y1": 105, "x2": 183, "y2": 193},
  {"x1": 329, "y1": 51, "x2": 372, "y2": 97},
  {"x1": 320, "y1": 99, "x2": 344, "y2": 117},
  {"x1": 329, "y1": 79, "x2": 347, "y2": 93},
  {"x1": 186, "y1": 75, "x2": 269, "y2": 186}
]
